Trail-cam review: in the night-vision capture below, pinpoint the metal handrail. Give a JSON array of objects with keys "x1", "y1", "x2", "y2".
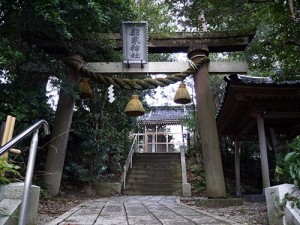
[
  {"x1": 0, "y1": 120, "x2": 50, "y2": 225},
  {"x1": 123, "y1": 134, "x2": 138, "y2": 189}
]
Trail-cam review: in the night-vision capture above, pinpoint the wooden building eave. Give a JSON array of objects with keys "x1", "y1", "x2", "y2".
[
  {"x1": 138, "y1": 120, "x2": 182, "y2": 125},
  {"x1": 217, "y1": 75, "x2": 300, "y2": 140}
]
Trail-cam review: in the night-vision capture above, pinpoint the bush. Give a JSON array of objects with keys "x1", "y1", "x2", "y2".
[
  {"x1": 0, "y1": 157, "x2": 20, "y2": 184},
  {"x1": 284, "y1": 136, "x2": 300, "y2": 187},
  {"x1": 186, "y1": 145, "x2": 206, "y2": 193}
]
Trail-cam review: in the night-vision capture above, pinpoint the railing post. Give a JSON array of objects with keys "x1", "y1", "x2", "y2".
[
  {"x1": 18, "y1": 129, "x2": 39, "y2": 225},
  {"x1": 180, "y1": 145, "x2": 191, "y2": 197},
  {"x1": 180, "y1": 146, "x2": 188, "y2": 184},
  {"x1": 123, "y1": 166, "x2": 126, "y2": 189}
]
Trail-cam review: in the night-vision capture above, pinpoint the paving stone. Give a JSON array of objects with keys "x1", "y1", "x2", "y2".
[
  {"x1": 94, "y1": 217, "x2": 128, "y2": 225},
  {"x1": 46, "y1": 196, "x2": 240, "y2": 225},
  {"x1": 159, "y1": 218, "x2": 195, "y2": 225}
]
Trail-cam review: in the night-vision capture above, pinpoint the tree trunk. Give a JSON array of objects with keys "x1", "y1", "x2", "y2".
[{"x1": 43, "y1": 55, "x2": 80, "y2": 196}]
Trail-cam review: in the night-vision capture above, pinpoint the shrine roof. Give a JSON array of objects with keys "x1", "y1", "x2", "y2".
[
  {"x1": 138, "y1": 106, "x2": 192, "y2": 125},
  {"x1": 217, "y1": 74, "x2": 300, "y2": 140}
]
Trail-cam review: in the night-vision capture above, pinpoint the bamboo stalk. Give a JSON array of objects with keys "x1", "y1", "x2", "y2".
[
  {"x1": 9, "y1": 148, "x2": 21, "y2": 154},
  {"x1": 1, "y1": 115, "x2": 12, "y2": 146},
  {"x1": 1, "y1": 115, "x2": 16, "y2": 158},
  {"x1": 7, "y1": 116, "x2": 16, "y2": 141}
]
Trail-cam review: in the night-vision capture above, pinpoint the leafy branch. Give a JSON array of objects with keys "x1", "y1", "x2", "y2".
[{"x1": 0, "y1": 157, "x2": 20, "y2": 184}]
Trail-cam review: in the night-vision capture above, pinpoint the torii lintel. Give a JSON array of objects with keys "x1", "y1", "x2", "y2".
[{"x1": 85, "y1": 61, "x2": 248, "y2": 75}]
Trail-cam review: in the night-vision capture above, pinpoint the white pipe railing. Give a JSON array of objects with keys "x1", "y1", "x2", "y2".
[
  {"x1": 0, "y1": 120, "x2": 50, "y2": 225},
  {"x1": 123, "y1": 134, "x2": 138, "y2": 189}
]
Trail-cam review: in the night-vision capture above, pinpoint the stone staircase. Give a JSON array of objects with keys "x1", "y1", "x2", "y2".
[{"x1": 122, "y1": 153, "x2": 182, "y2": 195}]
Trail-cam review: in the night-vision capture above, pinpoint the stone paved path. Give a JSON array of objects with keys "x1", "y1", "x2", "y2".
[{"x1": 46, "y1": 196, "x2": 240, "y2": 225}]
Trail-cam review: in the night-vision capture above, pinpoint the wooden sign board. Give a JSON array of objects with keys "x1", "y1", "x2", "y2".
[{"x1": 122, "y1": 22, "x2": 148, "y2": 64}]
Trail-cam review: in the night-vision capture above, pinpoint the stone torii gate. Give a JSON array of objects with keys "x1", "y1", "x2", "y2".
[{"x1": 42, "y1": 29, "x2": 255, "y2": 197}]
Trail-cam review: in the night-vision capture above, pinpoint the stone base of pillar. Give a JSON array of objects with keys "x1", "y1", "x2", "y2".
[{"x1": 182, "y1": 183, "x2": 191, "y2": 197}]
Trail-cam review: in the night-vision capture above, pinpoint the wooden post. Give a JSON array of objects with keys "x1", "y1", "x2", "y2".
[
  {"x1": 1, "y1": 116, "x2": 13, "y2": 146},
  {"x1": 43, "y1": 55, "x2": 81, "y2": 196},
  {"x1": 270, "y1": 128, "x2": 278, "y2": 152},
  {"x1": 257, "y1": 115, "x2": 271, "y2": 191},
  {"x1": 235, "y1": 140, "x2": 241, "y2": 196},
  {"x1": 1, "y1": 115, "x2": 16, "y2": 158},
  {"x1": 188, "y1": 45, "x2": 226, "y2": 198}
]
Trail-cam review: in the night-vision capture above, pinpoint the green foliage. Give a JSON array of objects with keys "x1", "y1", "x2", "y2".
[
  {"x1": 130, "y1": 0, "x2": 177, "y2": 32},
  {"x1": 167, "y1": 0, "x2": 300, "y2": 77},
  {"x1": 284, "y1": 152, "x2": 300, "y2": 186},
  {"x1": 284, "y1": 136, "x2": 300, "y2": 187},
  {"x1": 62, "y1": 85, "x2": 146, "y2": 183},
  {"x1": 186, "y1": 145, "x2": 206, "y2": 193},
  {"x1": 40, "y1": 188, "x2": 51, "y2": 199},
  {"x1": 220, "y1": 138, "x2": 264, "y2": 194},
  {"x1": 274, "y1": 192, "x2": 300, "y2": 218},
  {"x1": 1, "y1": 0, "x2": 297, "y2": 189},
  {"x1": 273, "y1": 137, "x2": 300, "y2": 217},
  {"x1": 0, "y1": 158, "x2": 20, "y2": 184},
  {"x1": 274, "y1": 136, "x2": 300, "y2": 185},
  {"x1": 0, "y1": 0, "x2": 138, "y2": 185},
  {"x1": 181, "y1": 110, "x2": 198, "y2": 133}
]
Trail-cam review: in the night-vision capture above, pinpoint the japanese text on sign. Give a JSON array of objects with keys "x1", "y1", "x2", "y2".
[{"x1": 129, "y1": 28, "x2": 141, "y2": 59}]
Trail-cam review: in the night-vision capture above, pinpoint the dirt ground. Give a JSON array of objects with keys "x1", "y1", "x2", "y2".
[
  {"x1": 181, "y1": 198, "x2": 269, "y2": 225},
  {"x1": 37, "y1": 184, "x2": 269, "y2": 225}
]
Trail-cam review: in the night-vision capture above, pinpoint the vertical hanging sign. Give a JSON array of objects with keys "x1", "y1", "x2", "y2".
[{"x1": 123, "y1": 21, "x2": 148, "y2": 65}]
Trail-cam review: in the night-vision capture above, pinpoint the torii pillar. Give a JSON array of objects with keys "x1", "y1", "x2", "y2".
[
  {"x1": 43, "y1": 54, "x2": 81, "y2": 196},
  {"x1": 188, "y1": 45, "x2": 226, "y2": 198}
]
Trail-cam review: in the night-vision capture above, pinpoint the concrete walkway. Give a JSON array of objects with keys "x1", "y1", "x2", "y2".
[{"x1": 46, "y1": 196, "x2": 240, "y2": 225}]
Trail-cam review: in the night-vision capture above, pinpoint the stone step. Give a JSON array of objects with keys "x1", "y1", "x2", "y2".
[
  {"x1": 129, "y1": 173, "x2": 180, "y2": 178},
  {"x1": 133, "y1": 162, "x2": 180, "y2": 166},
  {"x1": 126, "y1": 179, "x2": 181, "y2": 184},
  {"x1": 127, "y1": 172, "x2": 181, "y2": 180},
  {"x1": 134, "y1": 154, "x2": 180, "y2": 158},
  {"x1": 125, "y1": 182, "x2": 182, "y2": 190},
  {"x1": 0, "y1": 199, "x2": 22, "y2": 225},
  {"x1": 133, "y1": 161, "x2": 180, "y2": 164},
  {"x1": 133, "y1": 153, "x2": 180, "y2": 160},
  {"x1": 123, "y1": 153, "x2": 182, "y2": 196},
  {"x1": 131, "y1": 165, "x2": 181, "y2": 171},
  {"x1": 123, "y1": 189, "x2": 182, "y2": 196},
  {"x1": 134, "y1": 153, "x2": 180, "y2": 157},
  {"x1": 126, "y1": 174, "x2": 181, "y2": 182}
]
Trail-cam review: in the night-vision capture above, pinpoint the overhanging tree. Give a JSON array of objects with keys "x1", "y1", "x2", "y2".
[{"x1": 0, "y1": 0, "x2": 137, "y2": 195}]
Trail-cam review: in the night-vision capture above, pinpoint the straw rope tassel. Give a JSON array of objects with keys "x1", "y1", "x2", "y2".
[
  {"x1": 174, "y1": 83, "x2": 192, "y2": 104},
  {"x1": 125, "y1": 95, "x2": 145, "y2": 117},
  {"x1": 79, "y1": 78, "x2": 92, "y2": 99}
]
